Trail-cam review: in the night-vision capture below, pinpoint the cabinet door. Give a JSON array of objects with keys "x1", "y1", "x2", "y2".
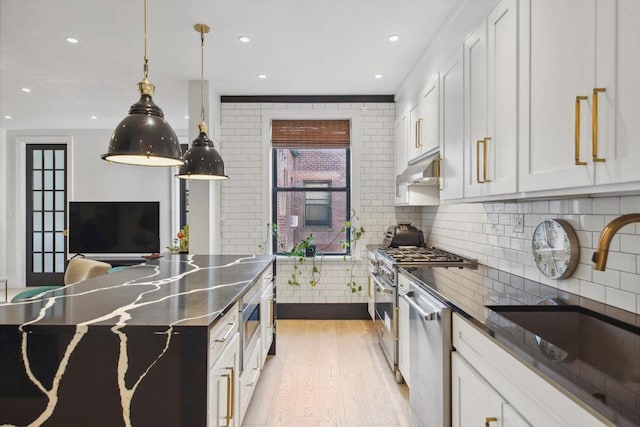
[
  {"x1": 439, "y1": 46, "x2": 465, "y2": 200},
  {"x1": 452, "y1": 352, "x2": 530, "y2": 427},
  {"x1": 464, "y1": 18, "x2": 488, "y2": 198},
  {"x1": 209, "y1": 333, "x2": 239, "y2": 427},
  {"x1": 398, "y1": 294, "x2": 410, "y2": 388},
  {"x1": 260, "y1": 282, "x2": 274, "y2": 361},
  {"x1": 486, "y1": 0, "x2": 518, "y2": 195},
  {"x1": 408, "y1": 101, "x2": 423, "y2": 161},
  {"x1": 421, "y1": 77, "x2": 440, "y2": 155},
  {"x1": 596, "y1": 0, "x2": 640, "y2": 185},
  {"x1": 519, "y1": 0, "x2": 597, "y2": 191}
]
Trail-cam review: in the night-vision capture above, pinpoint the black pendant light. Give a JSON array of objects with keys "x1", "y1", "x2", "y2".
[
  {"x1": 102, "y1": 0, "x2": 183, "y2": 167},
  {"x1": 176, "y1": 24, "x2": 228, "y2": 180}
]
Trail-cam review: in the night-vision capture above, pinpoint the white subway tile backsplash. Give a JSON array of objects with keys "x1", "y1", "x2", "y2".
[
  {"x1": 620, "y1": 196, "x2": 640, "y2": 213},
  {"x1": 605, "y1": 287, "x2": 637, "y2": 313}
]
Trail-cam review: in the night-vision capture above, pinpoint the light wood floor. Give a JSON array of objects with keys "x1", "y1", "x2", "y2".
[{"x1": 242, "y1": 319, "x2": 411, "y2": 427}]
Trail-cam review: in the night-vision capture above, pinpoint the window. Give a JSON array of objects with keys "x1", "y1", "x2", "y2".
[
  {"x1": 304, "y1": 181, "x2": 331, "y2": 226},
  {"x1": 272, "y1": 120, "x2": 351, "y2": 255}
]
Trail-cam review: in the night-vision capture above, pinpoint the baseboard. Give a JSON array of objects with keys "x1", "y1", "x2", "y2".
[{"x1": 276, "y1": 303, "x2": 370, "y2": 320}]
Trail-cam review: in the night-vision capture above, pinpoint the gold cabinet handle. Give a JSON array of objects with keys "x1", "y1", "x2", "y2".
[
  {"x1": 575, "y1": 95, "x2": 588, "y2": 165},
  {"x1": 483, "y1": 137, "x2": 492, "y2": 183},
  {"x1": 224, "y1": 366, "x2": 235, "y2": 425},
  {"x1": 485, "y1": 417, "x2": 498, "y2": 427},
  {"x1": 435, "y1": 153, "x2": 442, "y2": 190},
  {"x1": 269, "y1": 297, "x2": 274, "y2": 325},
  {"x1": 415, "y1": 120, "x2": 420, "y2": 148},
  {"x1": 394, "y1": 306, "x2": 399, "y2": 341},
  {"x1": 592, "y1": 88, "x2": 606, "y2": 162},
  {"x1": 417, "y1": 118, "x2": 424, "y2": 148},
  {"x1": 476, "y1": 140, "x2": 484, "y2": 183}
]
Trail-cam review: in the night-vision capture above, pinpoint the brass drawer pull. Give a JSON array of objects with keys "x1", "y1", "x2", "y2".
[
  {"x1": 575, "y1": 95, "x2": 588, "y2": 165},
  {"x1": 485, "y1": 416, "x2": 498, "y2": 427},
  {"x1": 592, "y1": 88, "x2": 606, "y2": 162}
]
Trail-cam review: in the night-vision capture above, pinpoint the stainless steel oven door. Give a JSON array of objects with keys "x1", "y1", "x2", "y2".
[
  {"x1": 241, "y1": 284, "x2": 261, "y2": 372},
  {"x1": 372, "y1": 273, "x2": 397, "y2": 372}
]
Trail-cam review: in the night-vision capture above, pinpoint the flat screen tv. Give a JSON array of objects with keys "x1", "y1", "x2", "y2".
[{"x1": 69, "y1": 201, "x2": 160, "y2": 254}]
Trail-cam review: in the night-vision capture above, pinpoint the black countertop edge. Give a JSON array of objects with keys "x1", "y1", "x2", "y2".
[{"x1": 399, "y1": 264, "x2": 640, "y2": 427}]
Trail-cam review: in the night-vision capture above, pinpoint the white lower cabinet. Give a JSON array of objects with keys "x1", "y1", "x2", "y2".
[
  {"x1": 239, "y1": 337, "x2": 262, "y2": 424},
  {"x1": 208, "y1": 332, "x2": 240, "y2": 427},
  {"x1": 452, "y1": 313, "x2": 611, "y2": 427},
  {"x1": 260, "y1": 281, "x2": 274, "y2": 361}
]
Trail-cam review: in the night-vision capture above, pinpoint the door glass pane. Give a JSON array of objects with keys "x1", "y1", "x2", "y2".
[
  {"x1": 33, "y1": 191, "x2": 42, "y2": 211},
  {"x1": 44, "y1": 192, "x2": 53, "y2": 210},
  {"x1": 33, "y1": 232, "x2": 42, "y2": 252},
  {"x1": 33, "y1": 212, "x2": 42, "y2": 231},
  {"x1": 33, "y1": 171, "x2": 42, "y2": 190},
  {"x1": 44, "y1": 253, "x2": 53, "y2": 273},
  {"x1": 44, "y1": 150, "x2": 53, "y2": 169},
  {"x1": 44, "y1": 171, "x2": 53, "y2": 190},
  {"x1": 33, "y1": 254, "x2": 42, "y2": 273},
  {"x1": 55, "y1": 233, "x2": 64, "y2": 252},
  {"x1": 55, "y1": 150, "x2": 65, "y2": 169},
  {"x1": 55, "y1": 253, "x2": 65, "y2": 273},
  {"x1": 55, "y1": 212, "x2": 64, "y2": 231},
  {"x1": 44, "y1": 212, "x2": 53, "y2": 231},
  {"x1": 33, "y1": 150, "x2": 42, "y2": 169},
  {"x1": 55, "y1": 191, "x2": 64, "y2": 211},
  {"x1": 55, "y1": 171, "x2": 65, "y2": 190},
  {"x1": 44, "y1": 232, "x2": 53, "y2": 251}
]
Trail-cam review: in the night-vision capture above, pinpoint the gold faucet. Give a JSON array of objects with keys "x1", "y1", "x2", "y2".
[{"x1": 592, "y1": 213, "x2": 640, "y2": 271}]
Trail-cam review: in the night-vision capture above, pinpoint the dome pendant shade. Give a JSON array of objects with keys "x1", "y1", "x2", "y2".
[
  {"x1": 102, "y1": 93, "x2": 183, "y2": 167},
  {"x1": 176, "y1": 130, "x2": 228, "y2": 180}
]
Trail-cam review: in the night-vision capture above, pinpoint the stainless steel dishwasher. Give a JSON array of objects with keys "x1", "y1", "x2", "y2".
[{"x1": 402, "y1": 280, "x2": 452, "y2": 427}]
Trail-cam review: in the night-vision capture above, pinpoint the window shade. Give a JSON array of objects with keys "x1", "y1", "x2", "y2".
[{"x1": 271, "y1": 120, "x2": 350, "y2": 148}]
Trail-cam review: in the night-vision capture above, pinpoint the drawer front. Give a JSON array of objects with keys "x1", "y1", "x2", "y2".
[
  {"x1": 239, "y1": 336, "x2": 262, "y2": 424},
  {"x1": 209, "y1": 302, "x2": 239, "y2": 366}
]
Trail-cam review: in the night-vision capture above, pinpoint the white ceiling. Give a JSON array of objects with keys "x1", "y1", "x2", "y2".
[{"x1": 0, "y1": 0, "x2": 460, "y2": 130}]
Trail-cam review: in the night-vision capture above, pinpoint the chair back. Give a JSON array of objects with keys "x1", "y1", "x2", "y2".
[{"x1": 64, "y1": 258, "x2": 112, "y2": 285}]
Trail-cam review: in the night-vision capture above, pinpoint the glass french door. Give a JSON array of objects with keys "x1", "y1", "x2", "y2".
[{"x1": 25, "y1": 144, "x2": 67, "y2": 286}]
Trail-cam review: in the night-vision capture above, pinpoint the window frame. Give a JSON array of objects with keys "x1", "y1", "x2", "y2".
[{"x1": 271, "y1": 147, "x2": 351, "y2": 256}]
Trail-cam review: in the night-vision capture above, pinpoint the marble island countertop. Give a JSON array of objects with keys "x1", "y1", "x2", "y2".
[
  {"x1": 401, "y1": 264, "x2": 640, "y2": 427},
  {"x1": 0, "y1": 254, "x2": 274, "y2": 327},
  {"x1": 0, "y1": 253, "x2": 274, "y2": 427}
]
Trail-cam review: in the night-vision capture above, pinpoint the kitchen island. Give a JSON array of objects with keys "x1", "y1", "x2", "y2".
[{"x1": 0, "y1": 254, "x2": 274, "y2": 427}]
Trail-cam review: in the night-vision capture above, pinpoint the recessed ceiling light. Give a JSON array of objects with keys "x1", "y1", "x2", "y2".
[
  {"x1": 374, "y1": 74, "x2": 383, "y2": 79},
  {"x1": 91, "y1": 115, "x2": 98, "y2": 120},
  {"x1": 388, "y1": 35, "x2": 400, "y2": 42},
  {"x1": 239, "y1": 36, "x2": 251, "y2": 43},
  {"x1": 257, "y1": 74, "x2": 267, "y2": 79},
  {"x1": 21, "y1": 87, "x2": 31, "y2": 93},
  {"x1": 4, "y1": 115, "x2": 12, "y2": 119},
  {"x1": 65, "y1": 37, "x2": 79, "y2": 44}
]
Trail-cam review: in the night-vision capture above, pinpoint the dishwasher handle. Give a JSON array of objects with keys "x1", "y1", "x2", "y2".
[
  {"x1": 372, "y1": 273, "x2": 394, "y2": 294},
  {"x1": 402, "y1": 291, "x2": 441, "y2": 321}
]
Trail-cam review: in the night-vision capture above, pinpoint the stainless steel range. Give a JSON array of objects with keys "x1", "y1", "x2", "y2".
[{"x1": 368, "y1": 244, "x2": 477, "y2": 382}]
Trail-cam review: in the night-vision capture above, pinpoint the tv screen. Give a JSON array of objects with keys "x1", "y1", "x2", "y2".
[{"x1": 69, "y1": 201, "x2": 160, "y2": 254}]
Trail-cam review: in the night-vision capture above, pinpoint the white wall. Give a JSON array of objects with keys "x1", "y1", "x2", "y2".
[
  {"x1": 219, "y1": 102, "x2": 421, "y2": 304},
  {"x1": 420, "y1": 198, "x2": 640, "y2": 315},
  {"x1": 0, "y1": 129, "x2": 7, "y2": 283},
  {"x1": 3, "y1": 129, "x2": 176, "y2": 287}
]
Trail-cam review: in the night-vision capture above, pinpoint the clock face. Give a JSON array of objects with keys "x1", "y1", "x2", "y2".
[{"x1": 532, "y1": 219, "x2": 579, "y2": 279}]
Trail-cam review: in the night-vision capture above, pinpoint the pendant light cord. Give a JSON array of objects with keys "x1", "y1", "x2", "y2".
[
  {"x1": 143, "y1": 0, "x2": 149, "y2": 81},
  {"x1": 200, "y1": 30, "x2": 206, "y2": 125}
]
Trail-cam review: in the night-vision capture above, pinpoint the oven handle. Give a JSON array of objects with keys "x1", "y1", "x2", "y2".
[
  {"x1": 402, "y1": 291, "x2": 441, "y2": 321},
  {"x1": 371, "y1": 273, "x2": 394, "y2": 294}
]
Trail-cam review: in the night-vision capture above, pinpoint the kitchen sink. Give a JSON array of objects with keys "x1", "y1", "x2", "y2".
[{"x1": 486, "y1": 304, "x2": 640, "y2": 385}]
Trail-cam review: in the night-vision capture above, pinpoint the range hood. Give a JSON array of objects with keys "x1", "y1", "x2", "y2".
[{"x1": 396, "y1": 152, "x2": 440, "y2": 186}]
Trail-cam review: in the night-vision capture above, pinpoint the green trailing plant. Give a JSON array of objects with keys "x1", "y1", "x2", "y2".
[
  {"x1": 340, "y1": 212, "x2": 365, "y2": 293},
  {"x1": 287, "y1": 234, "x2": 321, "y2": 287}
]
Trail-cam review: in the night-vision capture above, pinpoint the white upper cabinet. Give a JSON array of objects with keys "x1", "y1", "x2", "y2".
[
  {"x1": 518, "y1": 0, "x2": 640, "y2": 192},
  {"x1": 464, "y1": 0, "x2": 518, "y2": 198},
  {"x1": 395, "y1": 108, "x2": 409, "y2": 178},
  {"x1": 439, "y1": 47, "x2": 465, "y2": 200},
  {"x1": 408, "y1": 76, "x2": 440, "y2": 163}
]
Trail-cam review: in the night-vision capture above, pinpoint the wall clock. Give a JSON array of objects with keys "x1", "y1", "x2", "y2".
[{"x1": 532, "y1": 219, "x2": 579, "y2": 280}]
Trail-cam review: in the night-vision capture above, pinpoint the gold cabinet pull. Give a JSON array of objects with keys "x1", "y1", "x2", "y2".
[
  {"x1": 435, "y1": 153, "x2": 442, "y2": 190},
  {"x1": 394, "y1": 306, "x2": 399, "y2": 341},
  {"x1": 417, "y1": 118, "x2": 424, "y2": 148},
  {"x1": 415, "y1": 120, "x2": 420, "y2": 148},
  {"x1": 485, "y1": 417, "x2": 498, "y2": 427},
  {"x1": 269, "y1": 297, "x2": 274, "y2": 325},
  {"x1": 483, "y1": 137, "x2": 492, "y2": 183},
  {"x1": 575, "y1": 95, "x2": 588, "y2": 165},
  {"x1": 476, "y1": 140, "x2": 484, "y2": 183},
  {"x1": 592, "y1": 88, "x2": 606, "y2": 162},
  {"x1": 222, "y1": 372, "x2": 232, "y2": 426}
]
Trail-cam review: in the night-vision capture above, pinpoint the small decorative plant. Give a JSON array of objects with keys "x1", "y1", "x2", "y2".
[
  {"x1": 340, "y1": 212, "x2": 365, "y2": 293},
  {"x1": 167, "y1": 225, "x2": 189, "y2": 253}
]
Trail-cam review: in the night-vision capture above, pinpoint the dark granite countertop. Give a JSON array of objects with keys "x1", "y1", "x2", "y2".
[
  {"x1": 0, "y1": 254, "x2": 274, "y2": 328},
  {"x1": 400, "y1": 265, "x2": 640, "y2": 427}
]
